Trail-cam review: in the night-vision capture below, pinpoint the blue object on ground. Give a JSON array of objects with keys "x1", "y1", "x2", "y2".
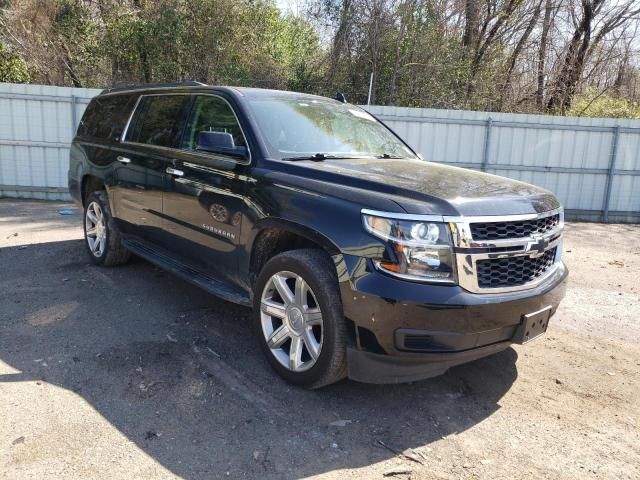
[{"x1": 58, "y1": 209, "x2": 77, "y2": 215}]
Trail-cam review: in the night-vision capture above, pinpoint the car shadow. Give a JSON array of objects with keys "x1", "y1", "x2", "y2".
[{"x1": 0, "y1": 239, "x2": 519, "y2": 479}]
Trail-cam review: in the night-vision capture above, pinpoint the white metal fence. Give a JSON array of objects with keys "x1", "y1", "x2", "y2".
[
  {"x1": 0, "y1": 83, "x2": 101, "y2": 201},
  {"x1": 367, "y1": 106, "x2": 640, "y2": 223},
  {"x1": 1, "y1": 83, "x2": 639, "y2": 222}
]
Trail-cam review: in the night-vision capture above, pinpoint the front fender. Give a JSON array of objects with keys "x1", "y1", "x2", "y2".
[{"x1": 239, "y1": 173, "x2": 396, "y2": 291}]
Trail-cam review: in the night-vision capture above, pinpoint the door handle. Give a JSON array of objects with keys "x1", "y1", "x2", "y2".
[
  {"x1": 117, "y1": 155, "x2": 131, "y2": 164},
  {"x1": 166, "y1": 167, "x2": 184, "y2": 177}
]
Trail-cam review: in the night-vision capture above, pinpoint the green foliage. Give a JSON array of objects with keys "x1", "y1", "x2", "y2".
[
  {"x1": 0, "y1": 43, "x2": 30, "y2": 83},
  {"x1": 2, "y1": 0, "x2": 638, "y2": 120},
  {"x1": 320, "y1": 6, "x2": 481, "y2": 109},
  {"x1": 95, "y1": 0, "x2": 321, "y2": 90},
  {"x1": 52, "y1": 0, "x2": 102, "y2": 86},
  {"x1": 569, "y1": 90, "x2": 640, "y2": 119},
  {"x1": 270, "y1": 15, "x2": 322, "y2": 92},
  {"x1": 393, "y1": 27, "x2": 475, "y2": 109}
]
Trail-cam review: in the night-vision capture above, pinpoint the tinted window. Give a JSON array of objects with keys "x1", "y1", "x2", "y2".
[
  {"x1": 77, "y1": 94, "x2": 134, "y2": 140},
  {"x1": 181, "y1": 96, "x2": 245, "y2": 151},
  {"x1": 126, "y1": 95, "x2": 192, "y2": 148}
]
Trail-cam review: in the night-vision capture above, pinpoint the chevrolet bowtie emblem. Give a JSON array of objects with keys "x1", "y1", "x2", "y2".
[{"x1": 525, "y1": 236, "x2": 549, "y2": 256}]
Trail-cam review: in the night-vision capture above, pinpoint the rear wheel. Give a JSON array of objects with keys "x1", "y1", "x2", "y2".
[
  {"x1": 83, "y1": 190, "x2": 130, "y2": 266},
  {"x1": 254, "y1": 249, "x2": 347, "y2": 388}
]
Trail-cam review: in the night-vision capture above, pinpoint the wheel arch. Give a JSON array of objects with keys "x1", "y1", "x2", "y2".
[
  {"x1": 247, "y1": 218, "x2": 342, "y2": 288},
  {"x1": 80, "y1": 174, "x2": 106, "y2": 206}
]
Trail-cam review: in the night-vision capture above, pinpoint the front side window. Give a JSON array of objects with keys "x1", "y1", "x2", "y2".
[
  {"x1": 126, "y1": 95, "x2": 192, "y2": 148},
  {"x1": 181, "y1": 95, "x2": 246, "y2": 151},
  {"x1": 244, "y1": 96, "x2": 416, "y2": 160}
]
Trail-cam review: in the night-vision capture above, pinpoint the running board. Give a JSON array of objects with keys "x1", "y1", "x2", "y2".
[{"x1": 122, "y1": 238, "x2": 251, "y2": 307}]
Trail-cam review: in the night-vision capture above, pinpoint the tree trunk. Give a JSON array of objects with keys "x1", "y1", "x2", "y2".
[
  {"x1": 463, "y1": 0, "x2": 480, "y2": 56},
  {"x1": 62, "y1": 47, "x2": 83, "y2": 88},
  {"x1": 536, "y1": 0, "x2": 553, "y2": 110},
  {"x1": 613, "y1": 52, "x2": 629, "y2": 95},
  {"x1": 547, "y1": 0, "x2": 602, "y2": 112},
  {"x1": 467, "y1": 0, "x2": 522, "y2": 102},
  {"x1": 389, "y1": 0, "x2": 413, "y2": 104},
  {"x1": 327, "y1": 0, "x2": 352, "y2": 88},
  {"x1": 499, "y1": 0, "x2": 543, "y2": 111},
  {"x1": 367, "y1": 0, "x2": 385, "y2": 105},
  {"x1": 132, "y1": 0, "x2": 151, "y2": 83}
]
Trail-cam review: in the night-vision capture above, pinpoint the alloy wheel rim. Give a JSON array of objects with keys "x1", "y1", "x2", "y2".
[
  {"x1": 260, "y1": 271, "x2": 323, "y2": 372},
  {"x1": 85, "y1": 201, "x2": 107, "y2": 258}
]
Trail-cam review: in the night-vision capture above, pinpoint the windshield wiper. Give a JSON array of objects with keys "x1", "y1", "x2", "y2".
[
  {"x1": 282, "y1": 153, "x2": 408, "y2": 161},
  {"x1": 282, "y1": 153, "x2": 361, "y2": 162}
]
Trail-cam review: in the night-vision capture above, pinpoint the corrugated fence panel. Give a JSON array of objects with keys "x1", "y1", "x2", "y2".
[
  {"x1": 0, "y1": 83, "x2": 101, "y2": 200},
  {"x1": 0, "y1": 83, "x2": 638, "y2": 221},
  {"x1": 489, "y1": 118, "x2": 611, "y2": 170},
  {"x1": 372, "y1": 106, "x2": 488, "y2": 165},
  {"x1": 368, "y1": 105, "x2": 640, "y2": 223},
  {"x1": 610, "y1": 175, "x2": 640, "y2": 213},
  {"x1": 617, "y1": 132, "x2": 640, "y2": 170}
]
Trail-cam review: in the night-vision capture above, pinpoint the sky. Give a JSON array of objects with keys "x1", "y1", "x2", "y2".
[{"x1": 276, "y1": 0, "x2": 302, "y2": 16}]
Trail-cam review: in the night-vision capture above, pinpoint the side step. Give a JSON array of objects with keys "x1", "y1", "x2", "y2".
[{"x1": 122, "y1": 238, "x2": 251, "y2": 307}]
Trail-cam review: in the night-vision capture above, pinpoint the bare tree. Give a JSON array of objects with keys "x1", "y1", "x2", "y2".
[
  {"x1": 498, "y1": 0, "x2": 543, "y2": 110},
  {"x1": 547, "y1": 0, "x2": 640, "y2": 112},
  {"x1": 536, "y1": 0, "x2": 556, "y2": 108}
]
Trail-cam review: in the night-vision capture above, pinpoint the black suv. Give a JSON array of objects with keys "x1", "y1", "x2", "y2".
[{"x1": 68, "y1": 82, "x2": 568, "y2": 388}]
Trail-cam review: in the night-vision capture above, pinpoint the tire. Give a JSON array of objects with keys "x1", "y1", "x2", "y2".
[
  {"x1": 83, "y1": 190, "x2": 130, "y2": 267},
  {"x1": 253, "y1": 249, "x2": 348, "y2": 389}
]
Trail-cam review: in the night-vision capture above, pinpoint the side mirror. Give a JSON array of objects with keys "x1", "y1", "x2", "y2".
[{"x1": 196, "y1": 131, "x2": 247, "y2": 159}]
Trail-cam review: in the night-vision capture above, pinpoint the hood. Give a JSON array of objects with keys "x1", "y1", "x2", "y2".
[{"x1": 277, "y1": 157, "x2": 560, "y2": 217}]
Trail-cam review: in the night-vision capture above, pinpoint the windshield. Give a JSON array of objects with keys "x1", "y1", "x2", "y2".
[{"x1": 245, "y1": 96, "x2": 417, "y2": 160}]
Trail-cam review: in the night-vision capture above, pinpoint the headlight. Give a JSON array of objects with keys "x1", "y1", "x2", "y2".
[{"x1": 362, "y1": 213, "x2": 456, "y2": 283}]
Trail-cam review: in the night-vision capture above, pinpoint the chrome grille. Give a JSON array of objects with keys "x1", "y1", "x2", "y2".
[
  {"x1": 448, "y1": 208, "x2": 564, "y2": 293},
  {"x1": 470, "y1": 214, "x2": 560, "y2": 241},
  {"x1": 476, "y1": 248, "x2": 557, "y2": 289}
]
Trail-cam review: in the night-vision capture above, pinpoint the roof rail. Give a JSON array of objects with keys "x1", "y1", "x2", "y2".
[{"x1": 101, "y1": 81, "x2": 207, "y2": 94}]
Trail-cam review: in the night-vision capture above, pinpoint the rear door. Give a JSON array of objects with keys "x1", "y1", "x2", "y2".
[
  {"x1": 72, "y1": 94, "x2": 136, "y2": 201},
  {"x1": 112, "y1": 94, "x2": 193, "y2": 243},
  {"x1": 161, "y1": 94, "x2": 251, "y2": 283}
]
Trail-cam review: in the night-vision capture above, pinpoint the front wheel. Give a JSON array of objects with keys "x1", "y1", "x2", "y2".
[{"x1": 253, "y1": 249, "x2": 348, "y2": 389}]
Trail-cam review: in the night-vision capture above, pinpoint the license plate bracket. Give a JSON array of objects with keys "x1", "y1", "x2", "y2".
[{"x1": 513, "y1": 306, "x2": 552, "y2": 344}]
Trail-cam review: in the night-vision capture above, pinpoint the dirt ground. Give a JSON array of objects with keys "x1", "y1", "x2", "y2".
[{"x1": 1, "y1": 199, "x2": 639, "y2": 480}]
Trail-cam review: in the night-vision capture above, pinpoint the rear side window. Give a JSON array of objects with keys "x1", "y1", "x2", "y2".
[
  {"x1": 181, "y1": 95, "x2": 246, "y2": 150},
  {"x1": 77, "y1": 94, "x2": 134, "y2": 140},
  {"x1": 126, "y1": 95, "x2": 192, "y2": 148}
]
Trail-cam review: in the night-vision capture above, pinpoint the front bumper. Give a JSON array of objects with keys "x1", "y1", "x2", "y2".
[
  {"x1": 337, "y1": 254, "x2": 568, "y2": 383},
  {"x1": 347, "y1": 341, "x2": 512, "y2": 384}
]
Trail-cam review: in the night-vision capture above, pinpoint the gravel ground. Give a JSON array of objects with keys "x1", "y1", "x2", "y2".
[{"x1": 1, "y1": 199, "x2": 639, "y2": 480}]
